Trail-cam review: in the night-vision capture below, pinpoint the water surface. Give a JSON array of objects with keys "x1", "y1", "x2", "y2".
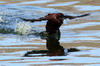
[{"x1": 0, "y1": 0, "x2": 100, "y2": 66}]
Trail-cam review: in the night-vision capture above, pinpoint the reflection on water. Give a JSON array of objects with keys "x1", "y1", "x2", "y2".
[
  {"x1": 0, "y1": 47, "x2": 100, "y2": 66},
  {"x1": 24, "y1": 30, "x2": 80, "y2": 57},
  {"x1": 0, "y1": 0, "x2": 100, "y2": 66}
]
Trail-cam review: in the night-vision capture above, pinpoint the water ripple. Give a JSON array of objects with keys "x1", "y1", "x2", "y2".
[
  {"x1": 62, "y1": 22, "x2": 100, "y2": 29},
  {"x1": 74, "y1": 5, "x2": 100, "y2": 11},
  {"x1": 17, "y1": 0, "x2": 54, "y2": 4},
  {"x1": 47, "y1": 1, "x2": 80, "y2": 6}
]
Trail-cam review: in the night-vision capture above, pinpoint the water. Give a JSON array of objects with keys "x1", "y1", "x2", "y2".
[{"x1": 0, "y1": 0, "x2": 100, "y2": 66}]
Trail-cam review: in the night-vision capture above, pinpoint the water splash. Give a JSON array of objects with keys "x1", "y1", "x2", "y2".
[
  {"x1": 14, "y1": 22, "x2": 32, "y2": 35},
  {"x1": 0, "y1": 16, "x2": 4, "y2": 23}
]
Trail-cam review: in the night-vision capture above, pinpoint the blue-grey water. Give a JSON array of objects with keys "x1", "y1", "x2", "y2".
[{"x1": 0, "y1": 0, "x2": 100, "y2": 66}]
